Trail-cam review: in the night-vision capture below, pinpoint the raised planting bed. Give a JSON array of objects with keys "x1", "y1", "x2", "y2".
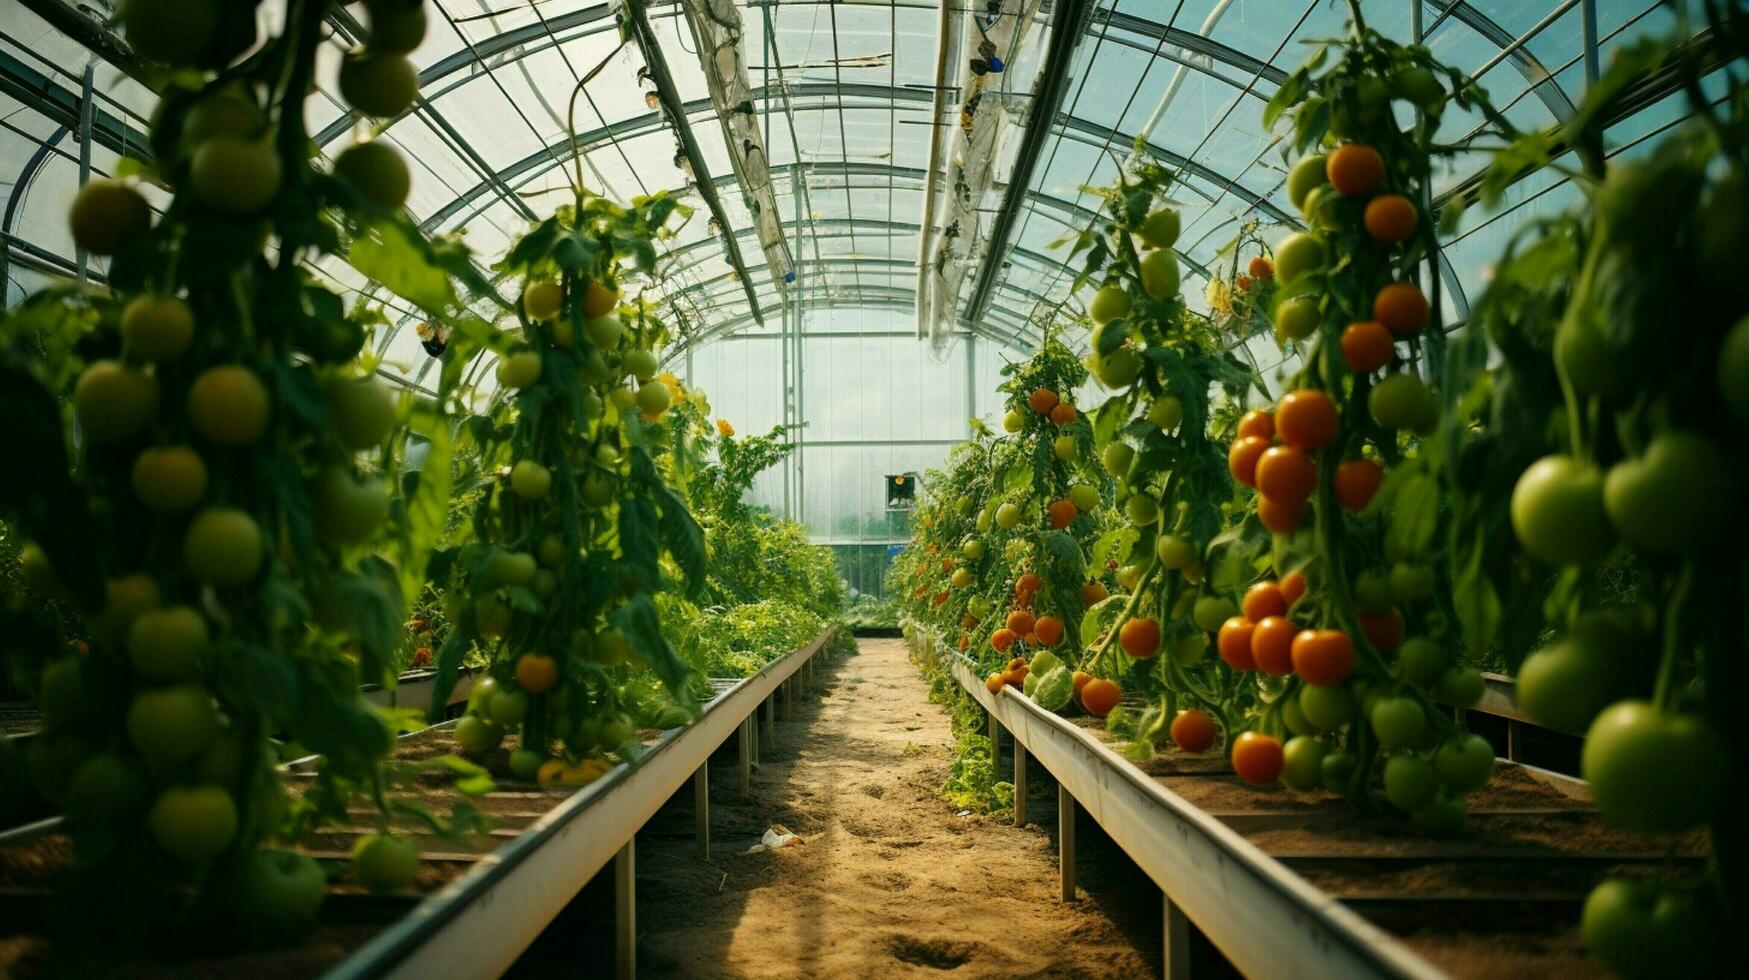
[
  {"x1": 0, "y1": 632, "x2": 832, "y2": 978},
  {"x1": 909, "y1": 627, "x2": 1705, "y2": 980}
]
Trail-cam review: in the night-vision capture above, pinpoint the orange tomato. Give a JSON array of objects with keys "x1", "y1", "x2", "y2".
[
  {"x1": 1005, "y1": 610, "x2": 1036, "y2": 636},
  {"x1": 1228, "y1": 436, "x2": 1271, "y2": 488},
  {"x1": 991, "y1": 628, "x2": 1018, "y2": 652},
  {"x1": 1258, "y1": 495, "x2": 1306, "y2": 535},
  {"x1": 1028, "y1": 388, "x2": 1059, "y2": 414},
  {"x1": 961, "y1": 613, "x2": 979, "y2": 629},
  {"x1": 1247, "y1": 256, "x2": 1274, "y2": 280},
  {"x1": 1072, "y1": 670, "x2": 1092, "y2": 693},
  {"x1": 1291, "y1": 629, "x2": 1356, "y2": 686},
  {"x1": 1119, "y1": 617, "x2": 1162, "y2": 658},
  {"x1": 1358, "y1": 608, "x2": 1404, "y2": 652},
  {"x1": 1237, "y1": 409, "x2": 1275, "y2": 441},
  {"x1": 1171, "y1": 709, "x2": 1218, "y2": 754},
  {"x1": 1016, "y1": 573, "x2": 1044, "y2": 595},
  {"x1": 985, "y1": 672, "x2": 1006, "y2": 694},
  {"x1": 1326, "y1": 144, "x2": 1384, "y2": 196},
  {"x1": 1340, "y1": 321, "x2": 1394, "y2": 374},
  {"x1": 958, "y1": 635, "x2": 971, "y2": 651},
  {"x1": 1080, "y1": 678, "x2": 1121, "y2": 718},
  {"x1": 1276, "y1": 390, "x2": 1338, "y2": 451},
  {"x1": 1279, "y1": 570, "x2": 1308, "y2": 607},
  {"x1": 933, "y1": 590, "x2": 950, "y2": 607},
  {"x1": 1047, "y1": 498, "x2": 1078, "y2": 529},
  {"x1": 1217, "y1": 617, "x2": 1258, "y2": 671},
  {"x1": 1034, "y1": 616, "x2": 1065, "y2": 646},
  {"x1": 1049, "y1": 402, "x2": 1078, "y2": 425},
  {"x1": 1004, "y1": 667, "x2": 1028, "y2": 688},
  {"x1": 1363, "y1": 194, "x2": 1418, "y2": 243},
  {"x1": 1243, "y1": 581, "x2": 1288, "y2": 621},
  {"x1": 1250, "y1": 616, "x2": 1296, "y2": 676},
  {"x1": 1232, "y1": 731, "x2": 1285, "y2": 784},
  {"x1": 1255, "y1": 445, "x2": 1318, "y2": 504},
  {"x1": 1373, "y1": 282, "x2": 1429, "y2": 336},
  {"x1": 514, "y1": 653, "x2": 560, "y2": 694},
  {"x1": 1082, "y1": 581, "x2": 1109, "y2": 606},
  {"x1": 1334, "y1": 458, "x2": 1384, "y2": 512}
]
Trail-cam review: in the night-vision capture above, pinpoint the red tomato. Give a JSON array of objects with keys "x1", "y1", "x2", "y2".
[
  {"x1": 1217, "y1": 617, "x2": 1258, "y2": 671},
  {"x1": 1171, "y1": 710, "x2": 1218, "y2": 754},
  {"x1": 1232, "y1": 732, "x2": 1285, "y2": 785},
  {"x1": 1291, "y1": 630, "x2": 1356, "y2": 686},
  {"x1": 1250, "y1": 616, "x2": 1296, "y2": 676}
]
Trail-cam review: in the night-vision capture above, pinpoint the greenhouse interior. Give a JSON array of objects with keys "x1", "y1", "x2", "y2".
[{"x1": 0, "y1": 0, "x2": 1745, "y2": 976}]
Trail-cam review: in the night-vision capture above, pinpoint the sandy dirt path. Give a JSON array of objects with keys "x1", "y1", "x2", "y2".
[{"x1": 631, "y1": 637, "x2": 1158, "y2": 978}]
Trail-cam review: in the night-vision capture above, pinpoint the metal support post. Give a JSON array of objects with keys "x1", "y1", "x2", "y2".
[
  {"x1": 614, "y1": 840, "x2": 636, "y2": 980},
  {"x1": 738, "y1": 717, "x2": 752, "y2": 795},
  {"x1": 693, "y1": 765, "x2": 710, "y2": 861},
  {"x1": 1059, "y1": 784, "x2": 1076, "y2": 902},
  {"x1": 1164, "y1": 894, "x2": 1192, "y2": 979},
  {"x1": 75, "y1": 62, "x2": 94, "y2": 288},
  {"x1": 1013, "y1": 742, "x2": 1028, "y2": 826},
  {"x1": 762, "y1": 695, "x2": 776, "y2": 749},
  {"x1": 1580, "y1": 0, "x2": 1600, "y2": 87}
]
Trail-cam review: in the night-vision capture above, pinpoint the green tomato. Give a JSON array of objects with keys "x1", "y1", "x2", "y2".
[
  {"x1": 1368, "y1": 372, "x2": 1434, "y2": 431},
  {"x1": 127, "y1": 605, "x2": 210, "y2": 680},
  {"x1": 127, "y1": 684, "x2": 218, "y2": 770},
  {"x1": 1582, "y1": 700, "x2": 1728, "y2": 833},
  {"x1": 1273, "y1": 232, "x2": 1326, "y2": 285},
  {"x1": 1286, "y1": 154, "x2": 1329, "y2": 210},
  {"x1": 190, "y1": 137, "x2": 282, "y2": 214},
  {"x1": 1139, "y1": 249, "x2": 1180, "y2": 299},
  {"x1": 636, "y1": 382, "x2": 672, "y2": 416},
  {"x1": 1510, "y1": 455, "x2": 1615, "y2": 566},
  {"x1": 600, "y1": 716, "x2": 635, "y2": 748},
  {"x1": 1191, "y1": 596, "x2": 1237, "y2": 632},
  {"x1": 1102, "y1": 442, "x2": 1135, "y2": 477},
  {"x1": 1089, "y1": 284, "x2": 1131, "y2": 325},
  {"x1": 1124, "y1": 494, "x2": 1159, "y2": 527},
  {"x1": 1718, "y1": 314, "x2": 1749, "y2": 424},
  {"x1": 312, "y1": 466, "x2": 389, "y2": 547},
  {"x1": 1392, "y1": 66, "x2": 1445, "y2": 107},
  {"x1": 1280, "y1": 736, "x2": 1329, "y2": 791},
  {"x1": 488, "y1": 550, "x2": 538, "y2": 588},
  {"x1": 131, "y1": 445, "x2": 209, "y2": 513},
  {"x1": 961, "y1": 538, "x2": 985, "y2": 560},
  {"x1": 1281, "y1": 698, "x2": 1317, "y2": 739},
  {"x1": 352, "y1": 833, "x2": 420, "y2": 894},
  {"x1": 333, "y1": 139, "x2": 410, "y2": 211},
  {"x1": 623, "y1": 349, "x2": 659, "y2": 382},
  {"x1": 1273, "y1": 295, "x2": 1321, "y2": 342},
  {"x1": 1436, "y1": 666, "x2": 1485, "y2": 707},
  {"x1": 324, "y1": 377, "x2": 397, "y2": 451},
  {"x1": 1411, "y1": 792, "x2": 1467, "y2": 836},
  {"x1": 995, "y1": 503, "x2": 1022, "y2": 530},
  {"x1": 1432, "y1": 733, "x2": 1495, "y2": 795},
  {"x1": 148, "y1": 785, "x2": 238, "y2": 863},
  {"x1": 1146, "y1": 395, "x2": 1184, "y2": 431},
  {"x1": 1352, "y1": 569, "x2": 1396, "y2": 612},
  {"x1": 1396, "y1": 637, "x2": 1447, "y2": 689},
  {"x1": 1155, "y1": 534, "x2": 1195, "y2": 570},
  {"x1": 1068, "y1": 484, "x2": 1100, "y2": 512},
  {"x1": 1052, "y1": 435, "x2": 1076, "y2": 461},
  {"x1": 1516, "y1": 607, "x2": 1644, "y2": 733},
  {"x1": 1299, "y1": 185, "x2": 1342, "y2": 232},
  {"x1": 975, "y1": 508, "x2": 992, "y2": 533},
  {"x1": 1170, "y1": 632, "x2": 1208, "y2": 666},
  {"x1": 1383, "y1": 753, "x2": 1438, "y2": 811},
  {"x1": 65, "y1": 753, "x2": 148, "y2": 824},
  {"x1": 490, "y1": 690, "x2": 530, "y2": 727},
  {"x1": 1137, "y1": 208, "x2": 1181, "y2": 249},
  {"x1": 582, "y1": 472, "x2": 615, "y2": 507},
  {"x1": 236, "y1": 850, "x2": 327, "y2": 940},
  {"x1": 1370, "y1": 696, "x2": 1427, "y2": 749},
  {"x1": 1093, "y1": 348, "x2": 1143, "y2": 389},
  {"x1": 338, "y1": 51, "x2": 418, "y2": 118},
  {"x1": 585, "y1": 314, "x2": 625, "y2": 350},
  {"x1": 1388, "y1": 562, "x2": 1435, "y2": 602},
  {"x1": 497, "y1": 351, "x2": 542, "y2": 389},
  {"x1": 455, "y1": 714, "x2": 505, "y2": 755},
  {"x1": 1002, "y1": 409, "x2": 1024, "y2": 433},
  {"x1": 1320, "y1": 749, "x2": 1357, "y2": 793},
  {"x1": 1602, "y1": 431, "x2": 1735, "y2": 556},
  {"x1": 120, "y1": 295, "x2": 194, "y2": 361},
  {"x1": 1581, "y1": 878, "x2": 1718, "y2": 980},
  {"x1": 511, "y1": 460, "x2": 552, "y2": 500},
  {"x1": 509, "y1": 747, "x2": 544, "y2": 779},
  {"x1": 1298, "y1": 683, "x2": 1355, "y2": 732},
  {"x1": 1554, "y1": 311, "x2": 1632, "y2": 399},
  {"x1": 950, "y1": 568, "x2": 974, "y2": 589},
  {"x1": 73, "y1": 360, "x2": 158, "y2": 443}
]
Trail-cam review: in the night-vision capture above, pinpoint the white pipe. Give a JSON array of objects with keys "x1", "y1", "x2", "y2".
[{"x1": 1137, "y1": 0, "x2": 1236, "y2": 146}]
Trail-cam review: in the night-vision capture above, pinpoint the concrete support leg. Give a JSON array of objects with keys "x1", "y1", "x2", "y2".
[
  {"x1": 693, "y1": 765, "x2": 709, "y2": 861},
  {"x1": 1059, "y1": 784, "x2": 1076, "y2": 902},
  {"x1": 1164, "y1": 892, "x2": 1191, "y2": 979},
  {"x1": 615, "y1": 840, "x2": 635, "y2": 980}
]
